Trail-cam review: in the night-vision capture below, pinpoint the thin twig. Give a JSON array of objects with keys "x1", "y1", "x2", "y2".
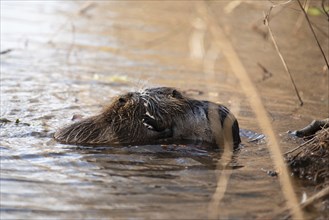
[
  {"x1": 283, "y1": 187, "x2": 329, "y2": 219},
  {"x1": 310, "y1": 21, "x2": 329, "y2": 38},
  {"x1": 283, "y1": 136, "x2": 315, "y2": 155},
  {"x1": 265, "y1": 0, "x2": 294, "y2": 24},
  {"x1": 257, "y1": 62, "x2": 273, "y2": 81},
  {"x1": 297, "y1": 0, "x2": 329, "y2": 71},
  {"x1": 252, "y1": 1, "x2": 303, "y2": 39},
  {"x1": 264, "y1": 14, "x2": 304, "y2": 106},
  {"x1": 0, "y1": 49, "x2": 13, "y2": 55},
  {"x1": 322, "y1": 0, "x2": 329, "y2": 20},
  {"x1": 269, "y1": 186, "x2": 329, "y2": 220},
  {"x1": 285, "y1": 119, "x2": 329, "y2": 155},
  {"x1": 78, "y1": 2, "x2": 97, "y2": 16}
]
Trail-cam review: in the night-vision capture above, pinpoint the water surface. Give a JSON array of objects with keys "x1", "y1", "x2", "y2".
[{"x1": 1, "y1": 1, "x2": 328, "y2": 219}]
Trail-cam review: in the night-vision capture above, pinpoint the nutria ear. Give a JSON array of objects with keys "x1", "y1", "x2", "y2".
[{"x1": 172, "y1": 89, "x2": 183, "y2": 99}]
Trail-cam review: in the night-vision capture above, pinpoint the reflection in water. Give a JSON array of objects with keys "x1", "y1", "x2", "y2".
[{"x1": 189, "y1": 17, "x2": 206, "y2": 59}]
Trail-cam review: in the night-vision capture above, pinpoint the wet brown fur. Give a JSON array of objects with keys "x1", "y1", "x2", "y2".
[{"x1": 54, "y1": 87, "x2": 241, "y2": 148}]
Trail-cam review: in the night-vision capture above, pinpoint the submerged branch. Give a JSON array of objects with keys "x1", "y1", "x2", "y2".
[{"x1": 294, "y1": 118, "x2": 329, "y2": 137}]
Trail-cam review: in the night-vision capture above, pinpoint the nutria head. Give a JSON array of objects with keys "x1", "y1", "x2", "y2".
[
  {"x1": 54, "y1": 87, "x2": 191, "y2": 145},
  {"x1": 141, "y1": 87, "x2": 192, "y2": 131}
]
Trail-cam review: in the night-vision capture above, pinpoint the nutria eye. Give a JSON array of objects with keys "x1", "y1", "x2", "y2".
[
  {"x1": 118, "y1": 97, "x2": 126, "y2": 104},
  {"x1": 171, "y1": 89, "x2": 182, "y2": 98}
]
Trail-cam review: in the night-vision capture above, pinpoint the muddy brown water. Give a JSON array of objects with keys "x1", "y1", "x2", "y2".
[{"x1": 1, "y1": 1, "x2": 328, "y2": 219}]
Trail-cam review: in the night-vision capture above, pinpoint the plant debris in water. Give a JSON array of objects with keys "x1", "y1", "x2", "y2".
[
  {"x1": 0, "y1": 118, "x2": 30, "y2": 127},
  {"x1": 286, "y1": 128, "x2": 329, "y2": 189}
]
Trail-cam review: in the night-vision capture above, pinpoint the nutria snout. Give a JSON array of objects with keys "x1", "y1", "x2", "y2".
[{"x1": 54, "y1": 87, "x2": 241, "y2": 149}]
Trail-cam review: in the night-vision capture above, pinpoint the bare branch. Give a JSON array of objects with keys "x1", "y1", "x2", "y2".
[
  {"x1": 263, "y1": 14, "x2": 304, "y2": 106},
  {"x1": 296, "y1": 0, "x2": 329, "y2": 71},
  {"x1": 322, "y1": 0, "x2": 329, "y2": 20}
]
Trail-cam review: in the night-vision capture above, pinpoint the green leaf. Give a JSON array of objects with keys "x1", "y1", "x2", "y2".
[{"x1": 307, "y1": 7, "x2": 323, "y2": 16}]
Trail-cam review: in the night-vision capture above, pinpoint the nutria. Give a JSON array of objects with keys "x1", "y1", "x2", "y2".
[{"x1": 54, "y1": 87, "x2": 241, "y2": 149}]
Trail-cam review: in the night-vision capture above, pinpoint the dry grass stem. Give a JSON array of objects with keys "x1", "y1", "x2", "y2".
[
  {"x1": 300, "y1": 186, "x2": 329, "y2": 208},
  {"x1": 283, "y1": 136, "x2": 315, "y2": 155},
  {"x1": 287, "y1": 128, "x2": 329, "y2": 189},
  {"x1": 296, "y1": 0, "x2": 329, "y2": 70},
  {"x1": 200, "y1": 2, "x2": 304, "y2": 219},
  {"x1": 264, "y1": 14, "x2": 304, "y2": 106},
  {"x1": 322, "y1": 0, "x2": 329, "y2": 20}
]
